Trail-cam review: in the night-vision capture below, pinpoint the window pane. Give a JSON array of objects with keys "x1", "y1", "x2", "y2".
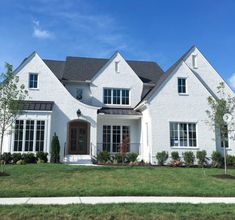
[
  {"x1": 25, "y1": 120, "x2": 34, "y2": 151},
  {"x1": 113, "y1": 89, "x2": 120, "y2": 104},
  {"x1": 188, "y1": 123, "x2": 197, "y2": 147},
  {"x1": 36, "y1": 121, "x2": 45, "y2": 151},
  {"x1": 179, "y1": 123, "x2": 187, "y2": 146},
  {"x1": 122, "y1": 89, "x2": 129, "y2": 105},
  {"x1": 221, "y1": 125, "x2": 229, "y2": 148},
  {"x1": 104, "y1": 89, "x2": 112, "y2": 104},
  {"x1": 29, "y1": 74, "x2": 38, "y2": 88},
  {"x1": 170, "y1": 123, "x2": 179, "y2": 146},
  {"x1": 122, "y1": 126, "x2": 130, "y2": 152},
  {"x1": 112, "y1": 126, "x2": 121, "y2": 152},
  {"x1": 178, "y1": 78, "x2": 186, "y2": 93},
  {"x1": 14, "y1": 120, "x2": 24, "y2": 151},
  {"x1": 103, "y1": 125, "x2": 111, "y2": 152}
]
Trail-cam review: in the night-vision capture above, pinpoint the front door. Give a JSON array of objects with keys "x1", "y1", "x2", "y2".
[{"x1": 69, "y1": 121, "x2": 89, "y2": 154}]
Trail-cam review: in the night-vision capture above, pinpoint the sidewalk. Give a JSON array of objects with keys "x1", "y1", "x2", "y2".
[{"x1": 1, "y1": 196, "x2": 235, "y2": 205}]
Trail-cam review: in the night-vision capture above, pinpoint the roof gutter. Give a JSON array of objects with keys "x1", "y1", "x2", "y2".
[{"x1": 134, "y1": 100, "x2": 148, "y2": 111}]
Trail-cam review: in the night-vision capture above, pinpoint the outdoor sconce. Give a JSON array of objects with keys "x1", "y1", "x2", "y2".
[{"x1": 77, "y1": 109, "x2": 81, "y2": 117}]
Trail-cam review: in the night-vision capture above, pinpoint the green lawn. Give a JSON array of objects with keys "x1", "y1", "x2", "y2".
[
  {"x1": 0, "y1": 164, "x2": 235, "y2": 197},
  {"x1": 1, "y1": 203, "x2": 235, "y2": 220}
]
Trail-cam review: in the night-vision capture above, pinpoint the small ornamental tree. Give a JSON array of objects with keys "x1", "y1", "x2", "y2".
[
  {"x1": 50, "y1": 133, "x2": 60, "y2": 163},
  {"x1": 206, "y1": 82, "x2": 235, "y2": 174},
  {"x1": 0, "y1": 63, "x2": 28, "y2": 154}
]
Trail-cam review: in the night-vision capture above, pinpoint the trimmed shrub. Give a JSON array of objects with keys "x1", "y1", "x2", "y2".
[
  {"x1": 22, "y1": 153, "x2": 36, "y2": 163},
  {"x1": 156, "y1": 151, "x2": 168, "y2": 166},
  {"x1": 36, "y1": 152, "x2": 48, "y2": 163},
  {"x1": 12, "y1": 153, "x2": 22, "y2": 164},
  {"x1": 16, "y1": 159, "x2": 26, "y2": 165},
  {"x1": 114, "y1": 153, "x2": 125, "y2": 164},
  {"x1": 0, "y1": 153, "x2": 12, "y2": 164},
  {"x1": 126, "y1": 153, "x2": 138, "y2": 163},
  {"x1": 97, "y1": 151, "x2": 110, "y2": 163},
  {"x1": 196, "y1": 150, "x2": 208, "y2": 167},
  {"x1": 226, "y1": 155, "x2": 235, "y2": 166},
  {"x1": 50, "y1": 133, "x2": 60, "y2": 163},
  {"x1": 211, "y1": 151, "x2": 223, "y2": 168},
  {"x1": 171, "y1": 151, "x2": 180, "y2": 160},
  {"x1": 183, "y1": 151, "x2": 195, "y2": 167}
]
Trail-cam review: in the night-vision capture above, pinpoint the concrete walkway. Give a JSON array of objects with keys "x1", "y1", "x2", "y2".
[{"x1": 1, "y1": 196, "x2": 235, "y2": 205}]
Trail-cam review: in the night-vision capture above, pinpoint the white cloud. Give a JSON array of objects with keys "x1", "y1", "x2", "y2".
[
  {"x1": 33, "y1": 20, "x2": 53, "y2": 39},
  {"x1": 229, "y1": 73, "x2": 235, "y2": 90}
]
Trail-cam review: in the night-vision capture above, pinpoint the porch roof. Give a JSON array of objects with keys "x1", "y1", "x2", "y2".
[
  {"x1": 97, "y1": 107, "x2": 142, "y2": 116},
  {"x1": 21, "y1": 101, "x2": 54, "y2": 111}
]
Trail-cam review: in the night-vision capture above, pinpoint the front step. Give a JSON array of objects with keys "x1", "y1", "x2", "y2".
[{"x1": 63, "y1": 155, "x2": 93, "y2": 165}]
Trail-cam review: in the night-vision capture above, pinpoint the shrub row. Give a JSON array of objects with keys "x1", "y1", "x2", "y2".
[
  {"x1": 156, "y1": 151, "x2": 235, "y2": 167},
  {"x1": 0, "y1": 152, "x2": 48, "y2": 164},
  {"x1": 97, "y1": 151, "x2": 138, "y2": 164}
]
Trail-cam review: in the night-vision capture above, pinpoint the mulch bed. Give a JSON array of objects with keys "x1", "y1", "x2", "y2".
[
  {"x1": 212, "y1": 174, "x2": 235, "y2": 180},
  {"x1": 0, "y1": 172, "x2": 10, "y2": 177}
]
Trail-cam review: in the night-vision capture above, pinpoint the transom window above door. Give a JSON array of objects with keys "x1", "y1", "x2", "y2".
[{"x1": 103, "y1": 88, "x2": 129, "y2": 105}]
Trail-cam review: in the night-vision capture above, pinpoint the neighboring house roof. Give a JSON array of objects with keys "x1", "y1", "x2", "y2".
[
  {"x1": 43, "y1": 56, "x2": 164, "y2": 84},
  {"x1": 22, "y1": 101, "x2": 54, "y2": 111},
  {"x1": 98, "y1": 107, "x2": 142, "y2": 116}
]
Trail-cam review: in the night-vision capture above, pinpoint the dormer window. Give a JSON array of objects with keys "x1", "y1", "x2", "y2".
[
  {"x1": 29, "y1": 73, "x2": 38, "y2": 89},
  {"x1": 178, "y1": 78, "x2": 187, "y2": 94},
  {"x1": 192, "y1": 54, "x2": 198, "y2": 69},
  {"x1": 115, "y1": 61, "x2": 120, "y2": 73}
]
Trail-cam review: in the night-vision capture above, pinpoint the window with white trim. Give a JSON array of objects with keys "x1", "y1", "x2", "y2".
[
  {"x1": 13, "y1": 120, "x2": 46, "y2": 152},
  {"x1": 178, "y1": 78, "x2": 186, "y2": 94},
  {"x1": 170, "y1": 122, "x2": 197, "y2": 147},
  {"x1": 103, "y1": 88, "x2": 130, "y2": 105},
  {"x1": 29, "y1": 73, "x2": 38, "y2": 89},
  {"x1": 221, "y1": 125, "x2": 229, "y2": 148},
  {"x1": 102, "y1": 125, "x2": 130, "y2": 153}
]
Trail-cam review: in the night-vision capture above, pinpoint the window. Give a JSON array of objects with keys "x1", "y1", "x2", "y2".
[
  {"x1": 29, "y1": 73, "x2": 38, "y2": 89},
  {"x1": 221, "y1": 125, "x2": 229, "y2": 148},
  {"x1": 103, "y1": 88, "x2": 130, "y2": 105},
  {"x1": 25, "y1": 120, "x2": 34, "y2": 151},
  {"x1": 13, "y1": 120, "x2": 46, "y2": 152},
  {"x1": 76, "y1": 88, "x2": 83, "y2": 100},
  {"x1": 103, "y1": 125, "x2": 111, "y2": 152},
  {"x1": 14, "y1": 120, "x2": 24, "y2": 151},
  {"x1": 178, "y1": 78, "x2": 186, "y2": 94},
  {"x1": 36, "y1": 121, "x2": 45, "y2": 151},
  {"x1": 102, "y1": 125, "x2": 130, "y2": 153},
  {"x1": 104, "y1": 89, "x2": 112, "y2": 104},
  {"x1": 170, "y1": 122, "x2": 197, "y2": 147}
]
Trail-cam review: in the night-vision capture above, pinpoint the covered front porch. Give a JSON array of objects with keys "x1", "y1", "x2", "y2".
[{"x1": 97, "y1": 108, "x2": 142, "y2": 156}]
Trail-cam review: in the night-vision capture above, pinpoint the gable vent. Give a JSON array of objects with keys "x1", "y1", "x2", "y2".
[
  {"x1": 115, "y1": 61, "x2": 120, "y2": 73},
  {"x1": 192, "y1": 54, "x2": 198, "y2": 69}
]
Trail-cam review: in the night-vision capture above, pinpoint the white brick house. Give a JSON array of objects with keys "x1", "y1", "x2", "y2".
[{"x1": 1, "y1": 46, "x2": 235, "y2": 164}]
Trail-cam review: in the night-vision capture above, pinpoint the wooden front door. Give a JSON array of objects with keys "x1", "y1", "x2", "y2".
[{"x1": 69, "y1": 121, "x2": 89, "y2": 154}]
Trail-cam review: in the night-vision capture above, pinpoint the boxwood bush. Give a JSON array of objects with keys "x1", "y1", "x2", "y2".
[
  {"x1": 36, "y1": 152, "x2": 48, "y2": 163},
  {"x1": 12, "y1": 153, "x2": 22, "y2": 164},
  {"x1": 0, "y1": 153, "x2": 12, "y2": 164},
  {"x1": 97, "y1": 151, "x2": 110, "y2": 163},
  {"x1": 211, "y1": 151, "x2": 223, "y2": 168},
  {"x1": 22, "y1": 153, "x2": 37, "y2": 163},
  {"x1": 156, "y1": 151, "x2": 168, "y2": 166},
  {"x1": 183, "y1": 151, "x2": 195, "y2": 167},
  {"x1": 126, "y1": 153, "x2": 138, "y2": 163},
  {"x1": 196, "y1": 150, "x2": 208, "y2": 167}
]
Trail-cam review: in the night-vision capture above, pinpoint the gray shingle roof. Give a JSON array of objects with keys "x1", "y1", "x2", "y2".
[
  {"x1": 22, "y1": 101, "x2": 54, "y2": 111},
  {"x1": 43, "y1": 55, "x2": 164, "y2": 84},
  {"x1": 98, "y1": 107, "x2": 142, "y2": 115}
]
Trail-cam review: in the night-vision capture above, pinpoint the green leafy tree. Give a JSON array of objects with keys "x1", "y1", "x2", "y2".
[
  {"x1": 206, "y1": 82, "x2": 235, "y2": 174},
  {"x1": 0, "y1": 63, "x2": 28, "y2": 154},
  {"x1": 50, "y1": 133, "x2": 60, "y2": 163}
]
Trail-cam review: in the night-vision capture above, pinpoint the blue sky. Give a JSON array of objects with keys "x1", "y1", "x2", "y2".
[{"x1": 0, "y1": 0, "x2": 235, "y2": 89}]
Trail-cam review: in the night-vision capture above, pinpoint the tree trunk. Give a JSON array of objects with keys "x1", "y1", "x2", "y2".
[
  {"x1": 223, "y1": 138, "x2": 227, "y2": 175},
  {"x1": 0, "y1": 131, "x2": 4, "y2": 155}
]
